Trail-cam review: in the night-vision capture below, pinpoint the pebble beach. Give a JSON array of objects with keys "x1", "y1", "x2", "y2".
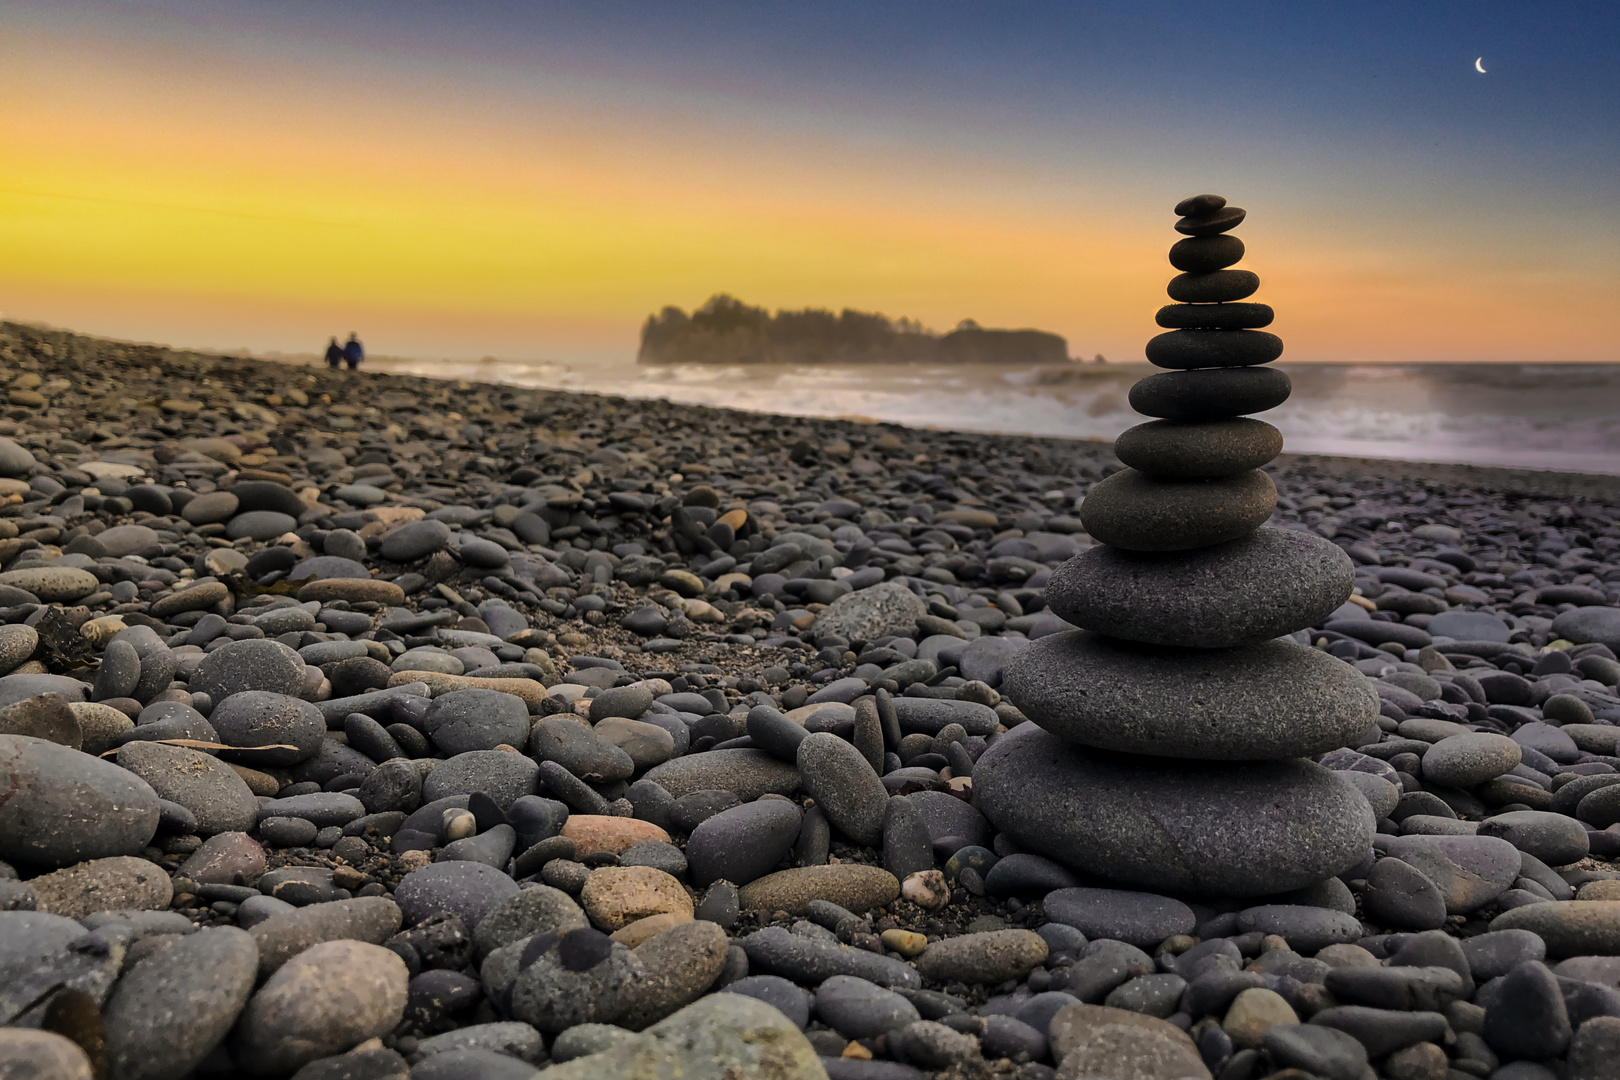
[{"x1": 3, "y1": 310, "x2": 1620, "y2": 1080}]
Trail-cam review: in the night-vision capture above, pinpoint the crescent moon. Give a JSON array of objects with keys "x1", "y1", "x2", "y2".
[{"x1": 1475, "y1": 57, "x2": 1487, "y2": 73}]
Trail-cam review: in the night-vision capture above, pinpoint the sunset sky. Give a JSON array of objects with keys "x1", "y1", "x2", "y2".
[{"x1": 2, "y1": 1, "x2": 1616, "y2": 365}]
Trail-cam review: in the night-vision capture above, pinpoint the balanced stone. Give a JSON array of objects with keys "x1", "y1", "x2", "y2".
[
  {"x1": 1001, "y1": 630, "x2": 1377, "y2": 759},
  {"x1": 1045, "y1": 529, "x2": 1353, "y2": 648},
  {"x1": 1080, "y1": 468, "x2": 1277, "y2": 552},
  {"x1": 1168, "y1": 234, "x2": 1244, "y2": 273},
  {"x1": 1146, "y1": 329, "x2": 1284, "y2": 369},
  {"x1": 984, "y1": 200, "x2": 1388, "y2": 897},
  {"x1": 1175, "y1": 193, "x2": 1226, "y2": 216},
  {"x1": 1130, "y1": 367, "x2": 1292, "y2": 421},
  {"x1": 1166, "y1": 270, "x2": 1258, "y2": 303},
  {"x1": 1155, "y1": 302, "x2": 1275, "y2": 330},
  {"x1": 1113, "y1": 418, "x2": 1283, "y2": 479},
  {"x1": 974, "y1": 725, "x2": 1374, "y2": 896}
]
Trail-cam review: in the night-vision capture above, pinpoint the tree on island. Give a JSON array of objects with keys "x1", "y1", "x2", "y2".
[{"x1": 638, "y1": 295, "x2": 1069, "y2": 365}]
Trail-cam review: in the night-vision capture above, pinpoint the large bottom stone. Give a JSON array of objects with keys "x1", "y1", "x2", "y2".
[
  {"x1": 974, "y1": 725, "x2": 1374, "y2": 897},
  {"x1": 1001, "y1": 630, "x2": 1377, "y2": 760},
  {"x1": 1045, "y1": 529, "x2": 1353, "y2": 648}
]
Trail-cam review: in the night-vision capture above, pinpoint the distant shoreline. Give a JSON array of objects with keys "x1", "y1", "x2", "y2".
[
  {"x1": 637, "y1": 294, "x2": 1073, "y2": 366},
  {"x1": 5, "y1": 316, "x2": 1615, "y2": 371},
  {"x1": 5, "y1": 319, "x2": 1613, "y2": 488}
]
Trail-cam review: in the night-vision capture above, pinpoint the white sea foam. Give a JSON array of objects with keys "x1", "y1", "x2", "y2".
[{"x1": 361, "y1": 354, "x2": 1620, "y2": 476}]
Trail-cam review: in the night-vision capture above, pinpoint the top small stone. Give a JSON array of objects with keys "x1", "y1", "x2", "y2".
[{"x1": 1174, "y1": 194, "x2": 1226, "y2": 216}]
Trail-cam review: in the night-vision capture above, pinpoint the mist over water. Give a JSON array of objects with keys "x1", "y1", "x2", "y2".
[{"x1": 364, "y1": 354, "x2": 1620, "y2": 476}]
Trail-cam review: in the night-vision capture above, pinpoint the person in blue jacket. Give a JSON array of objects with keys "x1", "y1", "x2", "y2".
[
  {"x1": 342, "y1": 332, "x2": 364, "y2": 370},
  {"x1": 324, "y1": 337, "x2": 343, "y2": 369}
]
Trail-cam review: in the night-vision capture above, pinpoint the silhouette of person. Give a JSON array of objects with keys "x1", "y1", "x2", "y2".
[
  {"x1": 324, "y1": 337, "x2": 343, "y2": 369},
  {"x1": 342, "y1": 332, "x2": 364, "y2": 371}
]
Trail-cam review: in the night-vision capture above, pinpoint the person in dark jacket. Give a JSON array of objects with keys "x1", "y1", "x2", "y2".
[
  {"x1": 324, "y1": 337, "x2": 343, "y2": 369},
  {"x1": 342, "y1": 333, "x2": 364, "y2": 370}
]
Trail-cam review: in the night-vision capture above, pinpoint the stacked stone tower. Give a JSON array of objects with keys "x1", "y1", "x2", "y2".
[{"x1": 974, "y1": 195, "x2": 1379, "y2": 897}]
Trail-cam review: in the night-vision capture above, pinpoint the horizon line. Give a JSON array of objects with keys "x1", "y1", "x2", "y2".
[{"x1": 5, "y1": 319, "x2": 1617, "y2": 370}]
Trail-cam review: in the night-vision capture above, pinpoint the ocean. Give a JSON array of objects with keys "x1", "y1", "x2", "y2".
[{"x1": 359, "y1": 355, "x2": 1620, "y2": 476}]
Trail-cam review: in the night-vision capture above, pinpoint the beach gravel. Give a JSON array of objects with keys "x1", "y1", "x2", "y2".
[{"x1": 0, "y1": 318, "x2": 1616, "y2": 1080}]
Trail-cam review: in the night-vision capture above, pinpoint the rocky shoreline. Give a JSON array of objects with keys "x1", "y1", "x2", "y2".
[{"x1": 1, "y1": 317, "x2": 1619, "y2": 1080}]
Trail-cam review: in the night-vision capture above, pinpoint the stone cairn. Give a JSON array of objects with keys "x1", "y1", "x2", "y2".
[{"x1": 975, "y1": 195, "x2": 1382, "y2": 897}]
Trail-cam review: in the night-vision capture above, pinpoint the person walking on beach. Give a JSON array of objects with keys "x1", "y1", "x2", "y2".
[
  {"x1": 324, "y1": 336, "x2": 343, "y2": 369},
  {"x1": 342, "y1": 332, "x2": 364, "y2": 371}
]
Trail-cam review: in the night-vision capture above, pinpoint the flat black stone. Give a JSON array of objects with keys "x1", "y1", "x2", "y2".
[
  {"x1": 1168, "y1": 234, "x2": 1244, "y2": 273},
  {"x1": 1175, "y1": 206, "x2": 1246, "y2": 236},
  {"x1": 1079, "y1": 467, "x2": 1276, "y2": 552},
  {"x1": 1146, "y1": 330, "x2": 1284, "y2": 370},
  {"x1": 1167, "y1": 270, "x2": 1259, "y2": 304},
  {"x1": 558, "y1": 927, "x2": 614, "y2": 971},
  {"x1": 973, "y1": 724, "x2": 1375, "y2": 897},
  {"x1": 1046, "y1": 528, "x2": 1354, "y2": 647},
  {"x1": 1129, "y1": 367, "x2": 1292, "y2": 421},
  {"x1": 1000, "y1": 629, "x2": 1378, "y2": 759},
  {"x1": 1155, "y1": 303, "x2": 1274, "y2": 330},
  {"x1": 1113, "y1": 418, "x2": 1283, "y2": 479}
]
